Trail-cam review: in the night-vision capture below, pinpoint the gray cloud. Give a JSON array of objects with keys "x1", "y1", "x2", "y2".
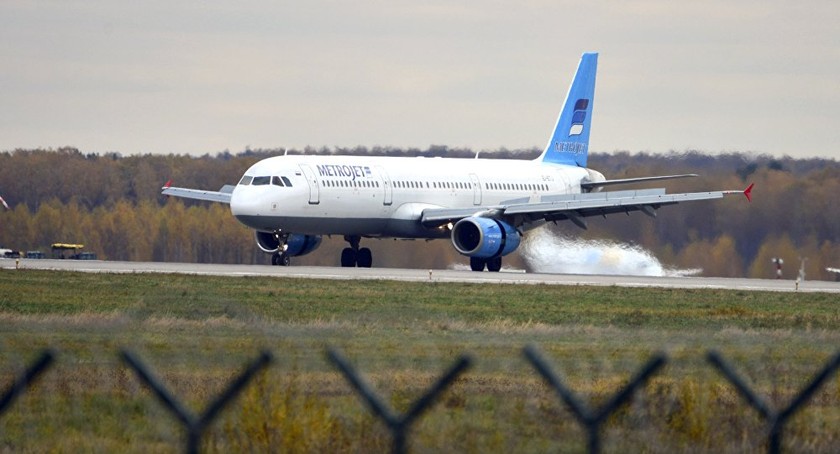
[{"x1": 1, "y1": 0, "x2": 838, "y2": 158}]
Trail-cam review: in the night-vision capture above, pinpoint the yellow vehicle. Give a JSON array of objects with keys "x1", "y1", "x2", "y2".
[{"x1": 52, "y1": 243, "x2": 90, "y2": 259}]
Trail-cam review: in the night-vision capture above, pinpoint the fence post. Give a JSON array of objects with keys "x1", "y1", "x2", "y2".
[
  {"x1": 326, "y1": 347, "x2": 471, "y2": 454},
  {"x1": 0, "y1": 349, "x2": 55, "y2": 417},
  {"x1": 120, "y1": 349, "x2": 273, "y2": 454},
  {"x1": 707, "y1": 350, "x2": 840, "y2": 454},
  {"x1": 523, "y1": 345, "x2": 666, "y2": 454}
]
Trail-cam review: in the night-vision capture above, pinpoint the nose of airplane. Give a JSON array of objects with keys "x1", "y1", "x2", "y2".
[
  {"x1": 229, "y1": 186, "x2": 266, "y2": 227},
  {"x1": 230, "y1": 184, "x2": 297, "y2": 231}
]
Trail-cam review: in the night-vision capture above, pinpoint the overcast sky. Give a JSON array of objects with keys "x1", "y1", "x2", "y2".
[{"x1": 2, "y1": 1, "x2": 838, "y2": 158}]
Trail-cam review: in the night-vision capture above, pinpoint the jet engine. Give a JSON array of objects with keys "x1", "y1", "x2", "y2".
[
  {"x1": 255, "y1": 231, "x2": 322, "y2": 257},
  {"x1": 451, "y1": 217, "x2": 521, "y2": 258}
]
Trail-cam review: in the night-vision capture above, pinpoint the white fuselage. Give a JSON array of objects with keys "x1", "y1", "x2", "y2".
[{"x1": 230, "y1": 155, "x2": 592, "y2": 238}]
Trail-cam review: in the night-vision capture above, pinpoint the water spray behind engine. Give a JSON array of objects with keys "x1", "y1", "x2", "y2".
[{"x1": 519, "y1": 226, "x2": 701, "y2": 277}]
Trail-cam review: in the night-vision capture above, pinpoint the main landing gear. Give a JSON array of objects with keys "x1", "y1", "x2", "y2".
[
  {"x1": 470, "y1": 256, "x2": 502, "y2": 272},
  {"x1": 341, "y1": 235, "x2": 372, "y2": 268}
]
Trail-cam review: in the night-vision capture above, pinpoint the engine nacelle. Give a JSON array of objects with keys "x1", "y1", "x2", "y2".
[
  {"x1": 451, "y1": 217, "x2": 521, "y2": 259},
  {"x1": 284, "y1": 234, "x2": 322, "y2": 257},
  {"x1": 255, "y1": 231, "x2": 322, "y2": 257}
]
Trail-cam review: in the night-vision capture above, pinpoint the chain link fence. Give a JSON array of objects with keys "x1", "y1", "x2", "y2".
[{"x1": 2, "y1": 346, "x2": 839, "y2": 453}]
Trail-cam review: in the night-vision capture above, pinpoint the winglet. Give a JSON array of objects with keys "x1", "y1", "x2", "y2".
[
  {"x1": 162, "y1": 180, "x2": 173, "y2": 199},
  {"x1": 743, "y1": 183, "x2": 754, "y2": 202},
  {"x1": 723, "y1": 182, "x2": 754, "y2": 202}
]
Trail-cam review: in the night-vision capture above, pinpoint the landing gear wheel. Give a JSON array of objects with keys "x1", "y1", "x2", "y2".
[
  {"x1": 341, "y1": 248, "x2": 357, "y2": 267},
  {"x1": 272, "y1": 253, "x2": 291, "y2": 266},
  {"x1": 341, "y1": 235, "x2": 371, "y2": 268},
  {"x1": 487, "y1": 256, "x2": 502, "y2": 272},
  {"x1": 357, "y1": 248, "x2": 373, "y2": 268},
  {"x1": 470, "y1": 257, "x2": 487, "y2": 272}
]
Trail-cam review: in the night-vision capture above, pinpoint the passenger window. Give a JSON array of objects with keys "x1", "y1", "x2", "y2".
[
  {"x1": 239, "y1": 176, "x2": 253, "y2": 185},
  {"x1": 252, "y1": 176, "x2": 270, "y2": 185}
]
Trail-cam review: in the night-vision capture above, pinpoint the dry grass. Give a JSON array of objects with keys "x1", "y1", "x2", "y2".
[{"x1": 0, "y1": 270, "x2": 839, "y2": 452}]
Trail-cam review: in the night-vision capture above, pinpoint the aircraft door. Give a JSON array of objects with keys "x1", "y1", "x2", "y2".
[
  {"x1": 469, "y1": 173, "x2": 482, "y2": 205},
  {"x1": 298, "y1": 164, "x2": 320, "y2": 204},
  {"x1": 376, "y1": 166, "x2": 393, "y2": 206}
]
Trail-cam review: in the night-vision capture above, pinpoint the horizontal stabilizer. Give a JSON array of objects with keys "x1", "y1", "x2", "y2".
[{"x1": 581, "y1": 174, "x2": 698, "y2": 191}]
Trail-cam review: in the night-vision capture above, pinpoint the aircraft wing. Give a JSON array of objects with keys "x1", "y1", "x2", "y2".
[
  {"x1": 421, "y1": 184, "x2": 753, "y2": 229},
  {"x1": 161, "y1": 183, "x2": 234, "y2": 204}
]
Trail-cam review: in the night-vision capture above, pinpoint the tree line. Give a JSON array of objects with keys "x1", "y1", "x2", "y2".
[{"x1": 0, "y1": 147, "x2": 838, "y2": 280}]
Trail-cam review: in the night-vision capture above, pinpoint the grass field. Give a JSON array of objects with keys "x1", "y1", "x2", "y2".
[{"x1": 1, "y1": 269, "x2": 839, "y2": 452}]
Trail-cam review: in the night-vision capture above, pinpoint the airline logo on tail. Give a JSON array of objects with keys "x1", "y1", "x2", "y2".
[{"x1": 540, "y1": 52, "x2": 598, "y2": 167}]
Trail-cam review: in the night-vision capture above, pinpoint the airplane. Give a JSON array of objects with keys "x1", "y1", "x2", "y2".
[{"x1": 163, "y1": 52, "x2": 753, "y2": 271}]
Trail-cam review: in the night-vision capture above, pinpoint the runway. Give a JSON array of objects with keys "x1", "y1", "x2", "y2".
[{"x1": 4, "y1": 258, "x2": 840, "y2": 293}]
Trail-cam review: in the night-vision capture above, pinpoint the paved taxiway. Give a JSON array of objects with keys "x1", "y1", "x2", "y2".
[{"x1": 4, "y1": 258, "x2": 840, "y2": 293}]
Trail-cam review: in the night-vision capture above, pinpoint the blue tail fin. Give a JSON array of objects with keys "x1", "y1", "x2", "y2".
[{"x1": 538, "y1": 52, "x2": 598, "y2": 167}]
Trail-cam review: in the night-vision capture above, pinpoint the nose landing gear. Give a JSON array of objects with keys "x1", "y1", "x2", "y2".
[
  {"x1": 271, "y1": 252, "x2": 291, "y2": 266},
  {"x1": 270, "y1": 231, "x2": 291, "y2": 266},
  {"x1": 341, "y1": 235, "x2": 372, "y2": 268}
]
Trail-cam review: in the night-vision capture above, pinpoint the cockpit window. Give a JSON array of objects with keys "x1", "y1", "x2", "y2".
[
  {"x1": 238, "y1": 175, "x2": 253, "y2": 185},
  {"x1": 281, "y1": 176, "x2": 292, "y2": 187},
  {"x1": 272, "y1": 176, "x2": 284, "y2": 186},
  {"x1": 252, "y1": 176, "x2": 271, "y2": 185}
]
